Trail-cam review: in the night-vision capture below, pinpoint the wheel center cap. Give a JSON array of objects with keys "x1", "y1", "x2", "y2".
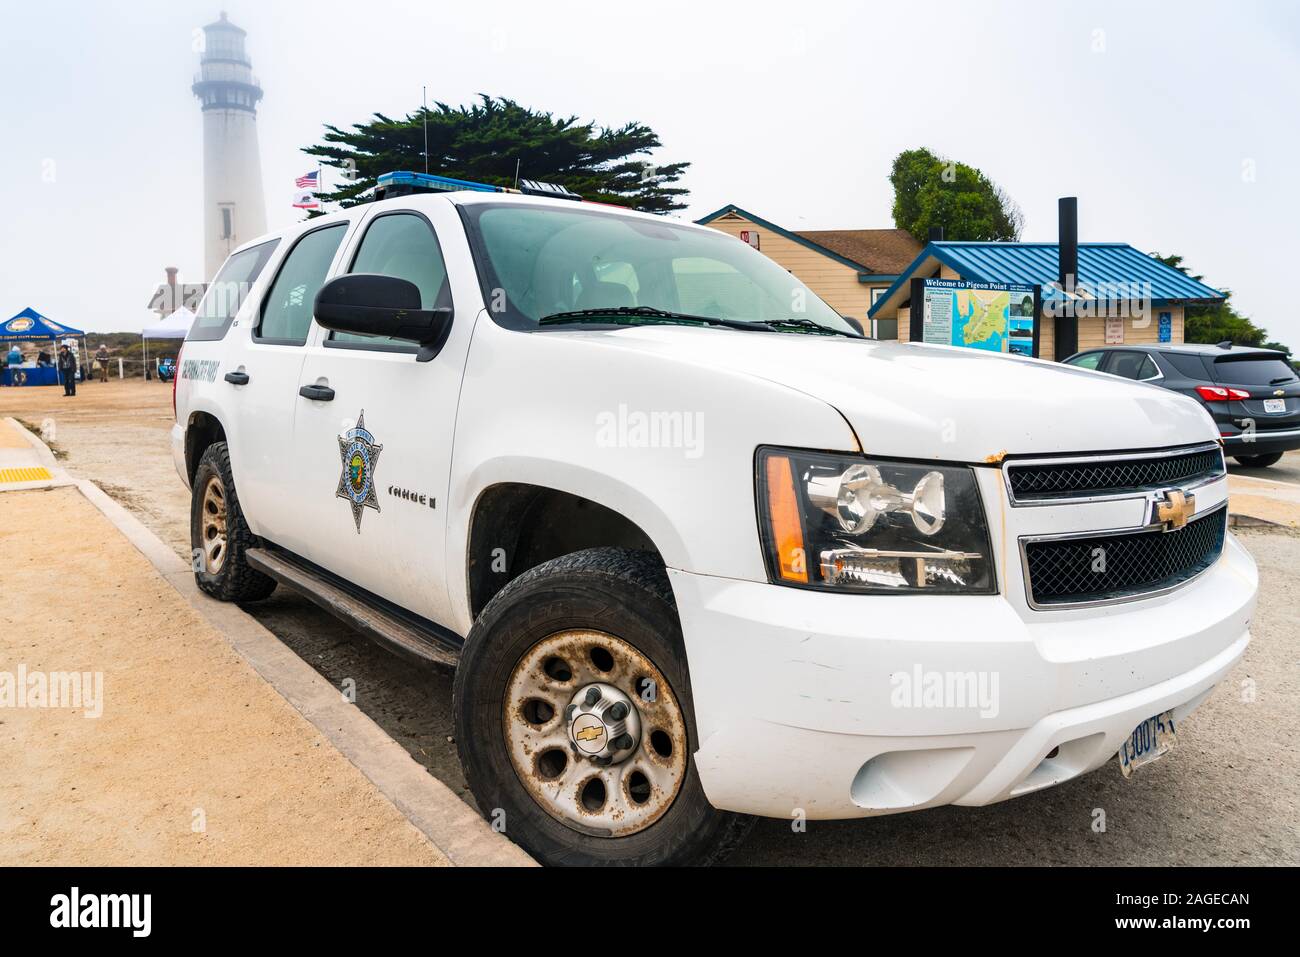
[{"x1": 566, "y1": 682, "x2": 641, "y2": 765}]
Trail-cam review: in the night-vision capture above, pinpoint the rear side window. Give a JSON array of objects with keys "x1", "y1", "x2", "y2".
[
  {"x1": 1162, "y1": 352, "x2": 1212, "y2": 379},
  {"x1": 331, "y1": 213, "x2": 451, "y2": 349},
  {"x1": 1213, "y1": 355, "x2": 1298, "y2": 386},
  {"x1": 1105, "y1": 352, "x2": 1159, "y2": 380},
  {"x1": 257, "y1": 224, "x2": 348, "y2": 344},
  {"x1": 187, "y1": 240, "x2": 279, "y2": 342}
]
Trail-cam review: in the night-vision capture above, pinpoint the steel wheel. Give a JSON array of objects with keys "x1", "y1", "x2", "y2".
[
  {"x1": 503, "y1": 629, "x2": 688, "y2": 837},
  {"x1": 200, "y1": 474, "x2": 228, "y2": 574}
]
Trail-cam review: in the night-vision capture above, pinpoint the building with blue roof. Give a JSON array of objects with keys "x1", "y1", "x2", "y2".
[{"x1": 867, "y1": 236, "x2": 1225, "y2": 360}]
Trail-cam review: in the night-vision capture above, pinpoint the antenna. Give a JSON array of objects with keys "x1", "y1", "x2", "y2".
[{"x1": 422, "y1": 85, "x2": 429, "y2": 174}]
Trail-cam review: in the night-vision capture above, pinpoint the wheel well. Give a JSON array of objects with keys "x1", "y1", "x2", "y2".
[
  {"x1": 185, "y1": 412, "x2": 227, "y2": 484},
  {"x1": 467, "y1": 484, "x2": 663, "y2": 619}
]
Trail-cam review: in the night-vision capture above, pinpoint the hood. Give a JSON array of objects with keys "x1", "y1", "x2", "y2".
[{"x1": 555, "y1": 327, "x2": 1218, "y2": 462}]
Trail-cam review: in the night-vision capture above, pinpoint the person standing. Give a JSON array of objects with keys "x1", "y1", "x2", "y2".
[
  {"x1": 58, "y1": 342, "x2": 77, "y2": 397},
  {"x1": 5, "y1": 345, "x2": 23, "y2": 387},
  {"x1": 95, "y1": 343, "x2": 110, "y2": 382}
]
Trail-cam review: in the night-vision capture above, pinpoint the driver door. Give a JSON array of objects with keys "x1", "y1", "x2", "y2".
[{"x1": 288, "y1": 202, "x2": 475, "y2": 628}]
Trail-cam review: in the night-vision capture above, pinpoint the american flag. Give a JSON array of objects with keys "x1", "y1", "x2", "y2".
[{"x1": 295, "y1": 170, "x2": 319, "y2": 188}]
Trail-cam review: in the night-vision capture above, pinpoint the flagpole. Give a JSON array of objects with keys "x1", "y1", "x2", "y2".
[{"x1": 422, "y1": 85, "x2": 429, "y2": 174}]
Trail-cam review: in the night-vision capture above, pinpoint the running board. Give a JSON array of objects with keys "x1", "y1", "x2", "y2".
[{"x1": 245, "y1": 547, "x2": 461, "y2": 670}]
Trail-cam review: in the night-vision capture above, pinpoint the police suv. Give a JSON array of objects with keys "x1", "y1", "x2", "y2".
[{"x1": 173, "y1": 171, "x2": 1257, "y2": 866}]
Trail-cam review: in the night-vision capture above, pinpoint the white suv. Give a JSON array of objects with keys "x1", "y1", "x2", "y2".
[{"x1": 173, "y1": 177, "x2": 1257, "y2": 866}]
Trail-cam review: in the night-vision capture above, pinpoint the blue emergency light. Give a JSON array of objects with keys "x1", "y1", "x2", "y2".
[{"x1": 376, "y1": 170, "x2": 582, "y2": 202}]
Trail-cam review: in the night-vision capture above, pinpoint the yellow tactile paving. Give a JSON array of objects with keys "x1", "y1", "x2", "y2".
[{"x1": 0, "y1": 466, "x2": 53, "y2": 483}]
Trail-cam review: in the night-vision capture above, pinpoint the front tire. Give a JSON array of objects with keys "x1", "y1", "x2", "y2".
[
  {"x1": 453, "y1": 547, "x2": 752, "y2": 866},
  {"x1": 190, "y1": 441, "x2": 276, "y2": 602},
  {"x1": 1234, "y1": 452, "x2": 1284, "y2": 468}
]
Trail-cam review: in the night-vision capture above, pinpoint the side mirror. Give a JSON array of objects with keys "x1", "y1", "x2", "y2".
[
  {"x1": 314, "y1": 273, "x2": 452, "y2": 361},
  {"x1": 842, "y1": 316, "x2": 866, "y2": 337}
]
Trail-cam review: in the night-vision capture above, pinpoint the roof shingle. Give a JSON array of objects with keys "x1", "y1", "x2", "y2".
[{"x1": 794, "y1": 228, "x2": 922, "y2": 275}]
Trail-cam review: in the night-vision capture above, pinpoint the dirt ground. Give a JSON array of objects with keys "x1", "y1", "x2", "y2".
[
  {"x1": 3, "y1": 379, "x2": 1297, "y2": 865},
  {"x1": 0, "y1": 484, "x2": 447, "y2": 866}
]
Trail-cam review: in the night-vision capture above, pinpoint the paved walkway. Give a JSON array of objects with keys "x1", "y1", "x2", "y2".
[{"x1": 0, "y1": 417, "x2": 530, "y2": 866}]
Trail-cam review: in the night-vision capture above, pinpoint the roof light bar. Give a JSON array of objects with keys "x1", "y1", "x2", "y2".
[{"x1": 375, "y1": 170, "x2": 582, "y2": 202}]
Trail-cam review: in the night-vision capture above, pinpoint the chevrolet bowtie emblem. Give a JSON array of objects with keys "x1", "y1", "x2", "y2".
[
  {"x1": 574, "y1": 725, "x2": 604, "y2": 742},
  {"x1": 1275, "y1": 389, "x2": 1286, "y2": 397},
  {"x1": 1153, "y1": 489, "x2": 1195, "y2": 531}
]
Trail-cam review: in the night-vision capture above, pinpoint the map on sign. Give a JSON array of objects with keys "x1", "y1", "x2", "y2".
[{"x1": 922, "y1": 280, "x2": 1035, "y2": 354}]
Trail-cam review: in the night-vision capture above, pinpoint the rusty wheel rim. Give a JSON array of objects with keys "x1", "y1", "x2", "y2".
[
  {"x1": 503, "y1": 629, "x2": 688, "y2": 837},
  {"x1": 200, "y1": 474, "x2": 228, "y2": 574}
]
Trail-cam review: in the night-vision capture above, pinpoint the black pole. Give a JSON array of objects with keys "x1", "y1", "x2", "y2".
[
  {"x1": 908, "y1": 277, "x2": 926, "y2": 343},
  {"x1": 1055, "y1": 197, "x2": 1079, "y2": 360},
  {"x1": 1031, "y1": 284, "x2": 1042, "y2": 359}
]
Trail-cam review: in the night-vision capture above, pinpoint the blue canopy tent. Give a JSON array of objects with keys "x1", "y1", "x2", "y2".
[{"x1": 1, "y1": 307, "x2": 89, "y2": 387}]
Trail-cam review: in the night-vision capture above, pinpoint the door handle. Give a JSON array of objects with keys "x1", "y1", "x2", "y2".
[
  {"x1": 298, "y1": 383, "x2": 335, "y2": 401},
  {"x1": 224, "y1": 371, "x2": 249, "y2": 385}
]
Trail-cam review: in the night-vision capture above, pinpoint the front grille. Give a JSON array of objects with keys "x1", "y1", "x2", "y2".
[
  {"x1": 1023, "y1": 506, "x2": 1226, "y2": 607},
  {"x1": 1007, "y1": 446, "x2": 1224, "y2": 502}
]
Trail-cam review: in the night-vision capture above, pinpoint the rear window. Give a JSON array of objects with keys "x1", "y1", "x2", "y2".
[
  {"x1": 187, "y1": 240, "x2": 280, "y2": 342},
  {"x1": 1213, "y1": 355, "x2": 1298, "y2": 386}
]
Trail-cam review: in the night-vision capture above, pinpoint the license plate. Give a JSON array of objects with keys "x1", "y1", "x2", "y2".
[
  {"x1": 1118, "y1": 710, "x2": 1177, "y2": 778},
  {"x1": 1263, "y1": 398, "x2": 1286, "y2": 413}
]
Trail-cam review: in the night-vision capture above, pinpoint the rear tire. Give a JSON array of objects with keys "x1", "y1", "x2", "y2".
[
  {"x1": 190, "y1": 441, "x2": 276, "y2": 603},
  {"x1": 453, "y1": 547, "x2": 753, "y2": 866},
  {"x1": 1234, "y1": 452, "x2": 1283, "y2": 468}
]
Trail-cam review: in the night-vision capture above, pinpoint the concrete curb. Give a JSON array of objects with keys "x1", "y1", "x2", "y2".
[
  {"x1": 7, "y1": 420, "x2": 534, "y2": 867},
  {"x1": 1229, "y1": 512, "x2": 1288, "y2": 530}
]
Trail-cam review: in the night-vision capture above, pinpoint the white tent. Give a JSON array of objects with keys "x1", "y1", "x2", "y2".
[
  {"x1": 142, "y1": 307, "x2": 194, "y2": 379},
  {"x1": 144, "y1": 306, "x2": 195, "y2": 340}
]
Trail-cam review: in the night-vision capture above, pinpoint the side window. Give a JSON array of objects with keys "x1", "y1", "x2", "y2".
[
  {"x1": 1106, "y1": 351, "x2": 1148, "y2": 379},
  {"x1": 257, "y1": 224, "x2": 348, "y2": 344},
  {"x1": 332, "y1": 213, "x2": 451, "y2": 348},
  {"x1": 1066, "y1": 352, "x2": 1103, "y2": 370},
  {"x1": 188, "y1": 239, "x2": 279, "y2": 342},
  {"x1": 1164, "y1": 352, "x2": 1211, "y2": 379}
]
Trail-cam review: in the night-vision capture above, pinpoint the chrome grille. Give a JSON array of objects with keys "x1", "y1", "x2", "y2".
[
  {"x1": 1022, "y1": 505, "x2": 1226, "y2": 608},
  {"x1": 1006, "y1": 444, "x2": 1224, "y2": 503}
]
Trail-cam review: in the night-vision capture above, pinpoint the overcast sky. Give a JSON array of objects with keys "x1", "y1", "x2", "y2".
[{"x1": 2, "y1": 0, "x2": 1297, "y2": 346}]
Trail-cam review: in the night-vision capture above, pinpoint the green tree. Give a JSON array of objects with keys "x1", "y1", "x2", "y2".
[
  {"x1": 303, "y1": 95, "x2": 689, "y2": 214},
  {"x1": 889, "y1": 148, "x2": 1023, "y2": 243},
  {"x1": 1151, "y1": 253, "x2": 1291, "y2": 359}
]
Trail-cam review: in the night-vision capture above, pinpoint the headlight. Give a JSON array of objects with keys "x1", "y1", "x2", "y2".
[{"x1": 756, "y1": 447, "x2": 996, "y2": 594}]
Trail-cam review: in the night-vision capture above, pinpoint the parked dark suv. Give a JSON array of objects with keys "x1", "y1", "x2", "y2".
[{"x1": 1062, "y1": 343, "x2": 1300, "y2": 468}]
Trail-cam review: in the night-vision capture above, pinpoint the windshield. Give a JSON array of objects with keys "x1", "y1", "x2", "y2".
[{"x1": 461, "y1": 203, "x2": 856, "y2": 335}]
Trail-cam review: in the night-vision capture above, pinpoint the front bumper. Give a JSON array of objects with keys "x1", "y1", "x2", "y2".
[{"x1": 668, "y1": 530, "x2": 1256, "y2": 820}]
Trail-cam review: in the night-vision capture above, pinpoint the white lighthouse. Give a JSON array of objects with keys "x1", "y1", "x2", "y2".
[{"x1": 193, "y1": 12, "x2": 267, "y2": 280}]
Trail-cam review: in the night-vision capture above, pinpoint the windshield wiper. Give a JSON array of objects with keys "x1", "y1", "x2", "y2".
[
  {"x1": 538, "y1": 306, "x2": 773, "y2": 332},
  {"x1": 765, "y1": 317, "x2": 861, "y2": 338},
  {"x1": 1269, "y1": 375, "x2": 1297, "y2": 385}
]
